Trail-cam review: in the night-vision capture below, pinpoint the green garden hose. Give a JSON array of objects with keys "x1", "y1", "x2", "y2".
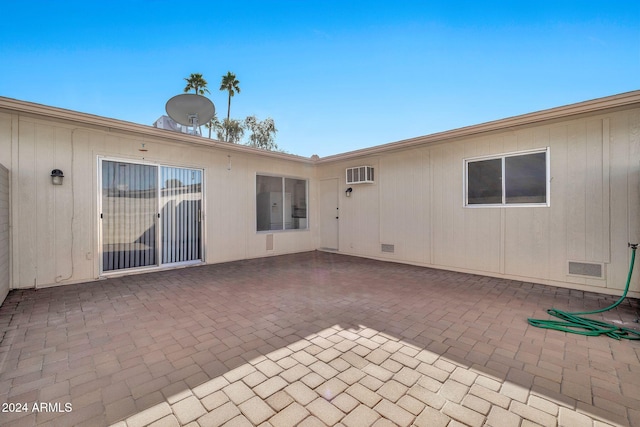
[{"x1": 527, "y1": 244, "x2": 640, "y2": 340}]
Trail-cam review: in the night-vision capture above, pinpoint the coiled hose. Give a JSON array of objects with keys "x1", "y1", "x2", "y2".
[{"x1": 527, "y1": 244, "x2": 640, "y2": 340}]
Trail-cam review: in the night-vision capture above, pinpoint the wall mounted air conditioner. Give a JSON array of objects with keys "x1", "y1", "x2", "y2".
[{"x1": 346, "y1": 166, "x2": 375, "y2": 184}]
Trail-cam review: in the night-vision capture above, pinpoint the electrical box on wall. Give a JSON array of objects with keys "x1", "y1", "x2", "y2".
[{"x1": 346, "y1": 166, "x2": 375, "y2": 184}]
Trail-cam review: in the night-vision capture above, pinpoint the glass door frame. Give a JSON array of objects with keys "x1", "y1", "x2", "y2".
[{"x1": 98, "y1": 156, "x2": 205, "y2": 275}]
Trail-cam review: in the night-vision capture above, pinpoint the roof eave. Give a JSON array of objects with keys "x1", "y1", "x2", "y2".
[{"x1": 0, "y1": 96, "x2": 314, "y2": 164}]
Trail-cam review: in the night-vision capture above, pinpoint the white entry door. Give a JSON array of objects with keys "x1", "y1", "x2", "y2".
[{"x1": 319, "y1": 178, "x2": 339, "y2": 250}]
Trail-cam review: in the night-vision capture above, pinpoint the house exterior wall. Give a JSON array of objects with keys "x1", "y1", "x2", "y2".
[
  {"x1": 316, "y1": 108, "x2": 640, "y2": 298},
  {"x1": 1, "y1": 93, "x2": 639, "y2": 298},
  {"x1": 0, "y1": 110, "x2": 316, "y2": 289}
]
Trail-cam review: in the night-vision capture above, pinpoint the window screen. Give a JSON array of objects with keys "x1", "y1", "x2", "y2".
[
  {"x1": 467, "y1": 158, "x2": 502, "y2": 205},
  {"x1": 465, "y1": 149, "x2": 549, "y2": 206},
  {"x1": 505, "y1": 152, "x2": 547, "y2": 204}
]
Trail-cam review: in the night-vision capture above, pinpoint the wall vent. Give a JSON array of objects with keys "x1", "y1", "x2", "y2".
[
  {"x1": 266, "y1": 234, "x2": 274, "y2": 251},
  {"x1": 568, "y1": 261, "x2": 604, "y2": 279},
  {"x1": 381, "y1": 244, "x2": 395, "y2": 253},
  {"x1": 346, "y1": 166, "x2": 375, "y2": 184}
]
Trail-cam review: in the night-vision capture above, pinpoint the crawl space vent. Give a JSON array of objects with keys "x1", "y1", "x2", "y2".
[
  {"x1": 381, "y1": 244, "x2": 395, "y2": 253},
  {"x1": 568, "y1": 261, "x2": 604, "y2": 279},
  {"x1": 346, "y1": 166, "x2": 375, "y2": 184}
]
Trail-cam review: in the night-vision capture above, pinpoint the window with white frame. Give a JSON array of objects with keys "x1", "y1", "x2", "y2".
[
  {"x1": 465, "y1": 148, "x2": 549, "y2": 206},
  {"x1": 256, "y1": 175, "x2": 308, "y2": 231}
]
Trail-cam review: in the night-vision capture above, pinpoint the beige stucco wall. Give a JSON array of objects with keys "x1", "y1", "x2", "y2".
[
  {"x1": 0, "y1": 111, "x2": 317, "y2": 289},
  {"x1": 316, "y1": 108, "x2": 640, "y2": 298}
]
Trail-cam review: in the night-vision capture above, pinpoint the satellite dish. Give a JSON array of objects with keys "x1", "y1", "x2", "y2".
[{"x1": 165, "y1": 94, "x2": 215, "y2": 131}]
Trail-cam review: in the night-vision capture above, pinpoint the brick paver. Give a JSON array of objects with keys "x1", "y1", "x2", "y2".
[{"x1": 0, "y1": 251, "x2": 639, "y2": 426}]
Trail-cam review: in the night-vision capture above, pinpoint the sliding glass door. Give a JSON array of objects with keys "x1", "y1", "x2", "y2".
[
  {"x1": 101, "y1": 159, "x2": 203, "y2": 273},
  {"x1": 160, "y1": 167, "x2": 202, "y2": 264},
  {"x1": 101, "y1": 161, "x2": 158, "y2": 271}
]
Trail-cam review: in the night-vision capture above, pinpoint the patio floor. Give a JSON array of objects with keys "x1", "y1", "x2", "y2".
[{"x1": 1, "y1": 251, "x2": 639, "y2": 427}]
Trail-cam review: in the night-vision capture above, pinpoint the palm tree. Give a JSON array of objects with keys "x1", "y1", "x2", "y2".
[
  {"x1": 219, "y1": 72, "x2": 240, "y2": 121},
  {"x1": 183, "y1": 73, "x2": 210, "y2": 95}
]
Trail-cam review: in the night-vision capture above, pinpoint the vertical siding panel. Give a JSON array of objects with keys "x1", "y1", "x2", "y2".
[
  {"x1": 501, "y1": 132, "x2": 517, "y2": 154},
  {"x1": 70, "y1": 130, "x2": 94, "y2": 281},
  {"x1": 210, "y1": 152, "x2": 247, "y2": 262},
  {"x1": 18, "y1": 120, "x2": 37, "y2": 287},
  {"x1": 439, "y1": 143, "x2": 463, "y2": 267},
  {"x1": 464, "y1": 208, "x2": 501, "y2": 273},
  {"x1": 421, "y1": 150, "x2": 430, "y2": 264},
  {"x1": 379, "y1": 149, "x2": 429, "y2": 263},
  {"x1": 585, "y1": 119, "x2": 604, "y2": 262},
  {"x1": 548, "y1": 125, "x2": 569, "y2": 281},
  {"x1": 0, "y1": 164, "x2": 9, "y2": 303},
  {"x1": 516, "y1": 129, "x2": 534, "y2": 151},
  {"x1": 566, "y1": 122, "x2": 587, "y2": 263},
  {"x1": 368, "y1": 159, "x2": 380, "y2": 254},
  {"x1": 609, "y1": 113, "x2": 631, "y2": 291},
  {"x1": 54, "y1": 127, "x2": 73, "y2": 283},
  {"x1": 430, "y1": 146, "x2": 442, "y2": 264},
  {"x1": 379, "y1": 156, "x2": 392, "y2": 254},
  {"x1": 601, "y1": 118, "x2": 611, "y2": 264},
  {"x1": 431, "y1": 145, "x2": 450, "y2": 266},
  {"x1": 0, "y1": 113, "x2": 18, "y2": 291}
]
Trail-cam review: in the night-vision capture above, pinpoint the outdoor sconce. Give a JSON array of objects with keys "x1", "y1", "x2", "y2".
[
  {"x1": 345, "y1": 187, "x2": 353, "y2": 197},
  {"x1": 51, "y1": 169, "x2": 64, "y2": 185}
]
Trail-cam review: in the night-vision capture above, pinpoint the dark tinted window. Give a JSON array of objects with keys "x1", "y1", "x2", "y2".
[
  {"x1": 505, "y1": 152, "x2": 546, "y2": 204},
  {"x1": 467, "y1": 158, "x2": 502, "y2": 204}
]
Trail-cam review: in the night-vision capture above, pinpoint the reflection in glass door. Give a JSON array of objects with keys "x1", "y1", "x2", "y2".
[
  {"x1": 101, "y1": 161, "x2": 158, "y2": 271},
  {"x1": 161, "y1": 167, "x2": 202, "y2": 264},
  {"x1": 101, "y1": 160, "x2": 203, "y2": 273}
]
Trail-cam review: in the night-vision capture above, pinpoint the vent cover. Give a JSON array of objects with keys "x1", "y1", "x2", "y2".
[
  {"x1": 266, "y1": 234, "x2": 274, "y2": 251},
  {"x1": 568, "y1": 261, "x2": 604, "y2": 279},
  {"x1": 381, "y1": 244, "x2": 395, "y2": 253},
  {"x1": 346, "y1": 166, "x2": 374, "y2": 184}
]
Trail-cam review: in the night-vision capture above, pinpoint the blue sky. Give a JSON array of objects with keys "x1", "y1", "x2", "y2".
[{"x1": 1, "y1": 1, "x2": 638, "y2": 157}]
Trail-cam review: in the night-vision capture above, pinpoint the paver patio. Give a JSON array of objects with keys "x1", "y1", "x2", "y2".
[{"x1": 0, "y1": 251, "x2": 639, "y2": 427}]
